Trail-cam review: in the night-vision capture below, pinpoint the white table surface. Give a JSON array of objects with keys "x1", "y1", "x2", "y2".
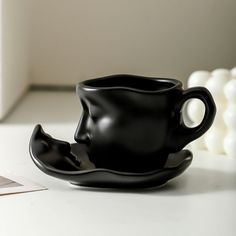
[{"x1": 0, "y1": 91, "x2": 236, "y2": 236}]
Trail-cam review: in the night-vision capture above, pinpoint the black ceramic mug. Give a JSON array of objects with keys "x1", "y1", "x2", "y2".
[{"x1": 74, "y1": 75, "x2": 216, "y2": 172}]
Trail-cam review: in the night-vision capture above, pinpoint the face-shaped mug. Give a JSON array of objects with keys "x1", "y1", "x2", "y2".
[{"x1": 74, "y1": 75, "x2": 216, "y2": 172}]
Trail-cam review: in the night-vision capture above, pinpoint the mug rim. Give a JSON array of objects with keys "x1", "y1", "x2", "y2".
[{"x1": 78, "y1": 74, "x2": 182, "y2": 94}]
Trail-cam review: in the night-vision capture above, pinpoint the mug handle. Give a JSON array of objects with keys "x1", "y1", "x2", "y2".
[{"x1": 169, "y1": 87, "x2": 216, "y2": 151}]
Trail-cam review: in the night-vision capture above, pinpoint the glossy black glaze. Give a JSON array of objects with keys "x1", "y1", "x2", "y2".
[
  {"x1": 30, "y1": 125, "x2": 81, "y2": 171},
  {"x1": 74, "y1": 75, "x2": 216, "y2": 172},
  {"x1": 29, "y1": 125, "x2": 193, "y2": 188}
]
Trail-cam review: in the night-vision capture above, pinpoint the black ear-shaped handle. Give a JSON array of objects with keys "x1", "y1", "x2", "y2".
[{"x1": 170, "y1": 87, "x2": 216, "y2": 151}]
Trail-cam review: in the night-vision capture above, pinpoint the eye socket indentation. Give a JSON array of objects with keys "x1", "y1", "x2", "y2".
[
  {"x1": 89, "y1": 107, "x2": 102, "y2": 123},
  {"x1": 90, "y1": 112, "x2": 100, "y2": 123}
]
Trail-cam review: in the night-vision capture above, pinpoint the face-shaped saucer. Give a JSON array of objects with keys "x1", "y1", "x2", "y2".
[{"x1": 29, "y1": 125, "x2": 193, "y2": 188}]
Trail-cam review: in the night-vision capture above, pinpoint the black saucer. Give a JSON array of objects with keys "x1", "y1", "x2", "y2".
[{"x1": 29, "y1": 125, "x2": 193, "y2": 188}]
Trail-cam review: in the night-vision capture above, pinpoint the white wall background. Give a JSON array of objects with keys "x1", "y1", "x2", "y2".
[
  {"x1": 0, "y1": 0, "x2": 30, "y2": 118},
  {"x1": 0, "y1": 0, "x2": 236, "y2": 119},
  {"x1": 30, "y1": 0, "x2": 236, "y2": 86}
]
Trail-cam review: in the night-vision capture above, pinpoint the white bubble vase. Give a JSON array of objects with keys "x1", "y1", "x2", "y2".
[
  {"x1": 224, "y1": 132, "x2": 236, "y2": 158},
  {"x1": 204, "y1": 127, "x2": 225, "y2": 154},
  {"x1": 187, "y1": 67, "x2": 236, "y2": 157},
  {"x1": 224, "y1": 79, "x2": 236, "y2": 103}
]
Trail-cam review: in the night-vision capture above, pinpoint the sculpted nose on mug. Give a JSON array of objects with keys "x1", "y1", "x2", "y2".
[
  {"x1": 74, "y1": 115, "x2": 90, "y2": 144},
  {"x1": 74, "y1": 125, "x2": 90, "y2": 144}
]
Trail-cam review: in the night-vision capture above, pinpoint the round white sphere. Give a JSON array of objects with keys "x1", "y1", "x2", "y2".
[
  {"x1": 223, "y1": 105, "x2": 236, "y2": 130},
  {"x1": 213, "y1": 104, "x2": 227, "y2": 129},
  {"x1": 231, "y1": 67, "x2": 236, "y2": 78},
  {"x1": 188, "y1": 71, "x2": 210, "y2": 88},
  {"x1": 186, "y1": 99, "x2": 205, "y2": 124},
  {"x1": 224, "y1": 132, "x2": 236, "y2": 158},
  {"x1": 224, "y1": 79, "x2": 236, "y2": 103},
  {"x1": 204, "y1": 128, "x2": 225, "y2": 154},
  {"x1": 205, "y1": 76, "x2": 228, "y2": 102},
  {"x1": 211, "y1": 68, "x2": 230, "y2": 78}
]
